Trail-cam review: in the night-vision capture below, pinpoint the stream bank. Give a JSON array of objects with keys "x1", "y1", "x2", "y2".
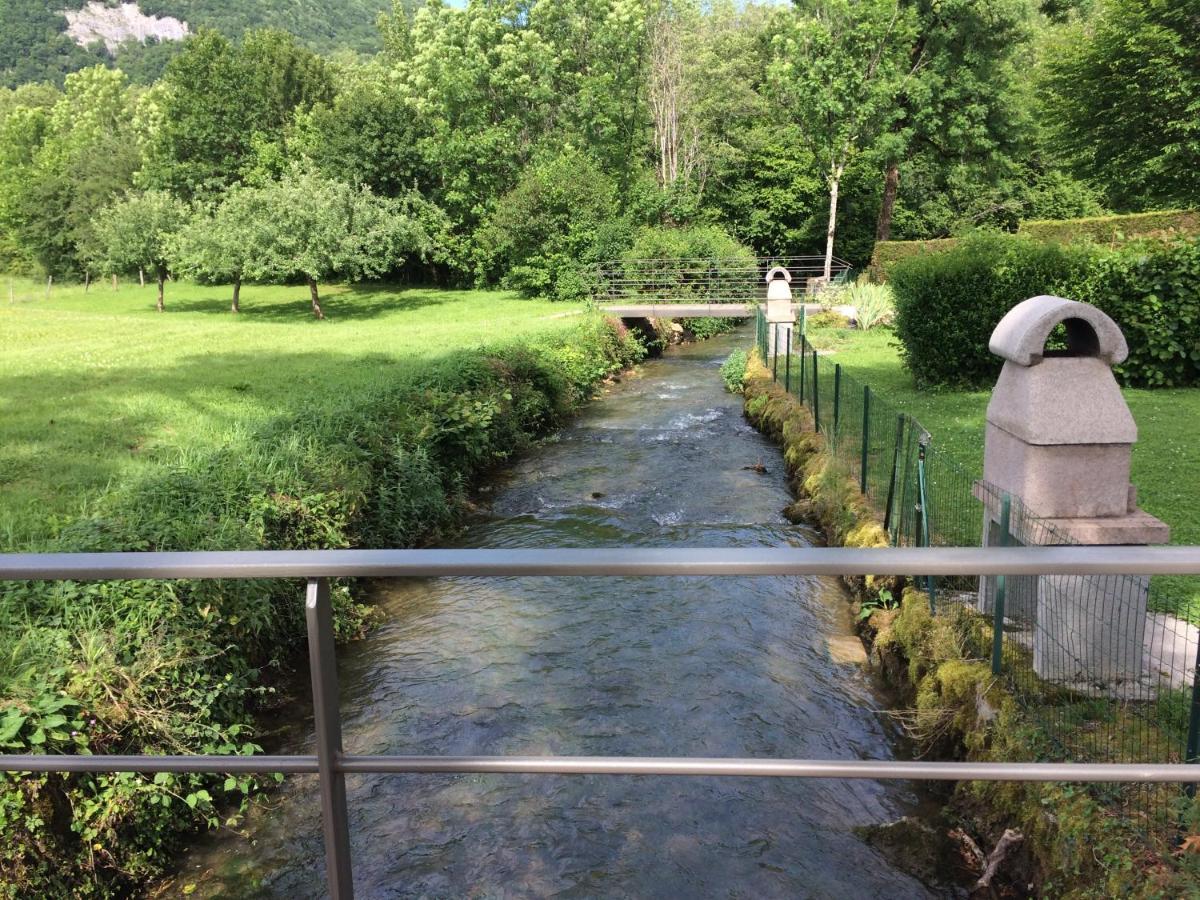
[{"x1": 164, "y1": 328, "x2": 939, "y2": 898}]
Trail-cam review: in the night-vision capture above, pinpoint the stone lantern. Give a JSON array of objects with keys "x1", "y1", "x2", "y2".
[
  {"x1": 978, "y1": 295, "x2": 1168, "y2": 688},
  {"x1": 764, "y1": 266, "x2": 793, "y2": 357}
]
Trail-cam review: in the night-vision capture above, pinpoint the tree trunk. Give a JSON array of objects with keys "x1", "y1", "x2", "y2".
[
  {"x1": 112, "y1": 274, "x2": 117, "y2": 291},
  {"x1": 84, "y1": 271, "x2": 90, "y2": 294},
  {"x1": 156, "y1": 268, "x2": 165, "y2": 312},
  {"x1": 139, "y1": 267, "x2": 145, "y2": 288},
  {"x1": 308, "y1": 277, "x2": 324, "y2": 319},
  {"x1": 876, "y1": 161, "x2": 900, "y2": 242},
  {"x1": 231, "y1": 277, "x2": 241, "y2": 314},
  {"x1": 824, "y1": 165, "x2": 843, "y2": 280}
]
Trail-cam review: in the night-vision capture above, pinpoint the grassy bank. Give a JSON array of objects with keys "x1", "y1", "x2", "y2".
[
  {"x1": 803, "y1": 324, "x2": 1200, "y2": 623},
  {"x1": 738, "y1": 352, "x2": 1200, "y2": 896},
  {"x1": 0, "y1": 284, "x2": 644, "y2": 895},
  {"x1": 1, "y1": 279, "x2": 578, "y2": 546}
]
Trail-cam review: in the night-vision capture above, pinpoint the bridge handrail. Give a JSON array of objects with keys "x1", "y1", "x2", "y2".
[{"x1": 5, "y1": 544, "x2": 1200, "y2": 898}]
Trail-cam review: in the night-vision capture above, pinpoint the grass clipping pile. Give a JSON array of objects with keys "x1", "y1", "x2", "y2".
[{"x1": 740, "y1": 350, "x2": 1200, "y2": 898}]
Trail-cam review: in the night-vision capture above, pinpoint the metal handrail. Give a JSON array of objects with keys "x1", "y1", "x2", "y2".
[{"x1": 4, "y1": 545, "x2": 1200, "y2": 898}]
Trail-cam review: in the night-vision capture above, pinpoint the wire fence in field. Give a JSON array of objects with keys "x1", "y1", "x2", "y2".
[{"x1": 755, "y1": 308, "x2": 1200, "y2": 847}]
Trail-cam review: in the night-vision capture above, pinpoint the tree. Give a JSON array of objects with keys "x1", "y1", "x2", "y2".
[
  {"x1": 243, "y1": 170, "x2": 432, "y2": 319},
  {"x1": 476, "y1": 147, "x2": 622, "y2": 299},
  {"x1": 1041, "y1": 0, "x2": 1200, "y2": 210},
  {"x1": 871, "y1": 0, "x2": 1035, "y2": 242},
  {"x1": 92, "y1": 190, "x2": 189, "y2": 312},
  {"x1": 770, "y1": 0, "x2": 919, "y2": 277},
  {"x1": 143, "y1": 29, "x2": 333, "y2": 199},
  {"x1": 171, "y1": 187, "x2": 263, "y2": 312}
]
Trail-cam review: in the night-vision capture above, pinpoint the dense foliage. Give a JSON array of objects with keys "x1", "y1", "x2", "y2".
[
  {"x1": 890, "y1": 232, "x2": 1094, "y2": 386},
  {"x1": 891, "y1": 233, "x2": 1200, "y2": 388},
  {"x1": 5, "y1": 0, "x2": 1190, "y2": 294},
  {"x1": 0, "y1": 314, "x2": 646, "y2": 895}
]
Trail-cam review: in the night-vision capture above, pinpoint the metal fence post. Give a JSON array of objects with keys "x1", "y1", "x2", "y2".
[
  {"x1": 306, "y1": 578, "x2": 355, "y2": 899},
  {"x1": 1186, "y1": 644, "x2": 1200, "y2": 799},
  {"x1": 860, "y1": 386, "x2": 871, "y2": 494},
  {"x1": 799, "y1": 334, "x2": 807, "y2": 403},
  {"x1": 772, "y1": 326, "x2": 779, "y2": 382},
  {"x1": 916, "y1": 438, "x2": 935, "y2": 613},
  {"x1": 883, "y1": 415, "x2": 905, "y2": 535},
  {"x1": 833, "y1": 364, "x2": 842, "y2": 434},
  {"x1": 991, "y1": 493, "x2": 1012, "y2": 675},
  {"x1": 785, "y1": 329, "x2": 792, "y2": 393},
  {"x1": 812, "y1": 351, "x2": 820, "y2": 433}
]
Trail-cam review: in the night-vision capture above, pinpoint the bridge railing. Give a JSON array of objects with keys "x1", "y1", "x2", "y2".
[
  {"x1": 3, "y1": 545, "x2": 1199, "y2": 898},
  {"x1": 596, "y1": 256, "x2": 854, "y2": 303}
]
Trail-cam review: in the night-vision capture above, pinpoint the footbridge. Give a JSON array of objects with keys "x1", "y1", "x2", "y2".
[{"x1": 595, "y1": 255, "x2": 853, "y2": 318}]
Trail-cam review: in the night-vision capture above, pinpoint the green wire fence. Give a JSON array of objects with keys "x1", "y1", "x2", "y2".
[{"x1": 755, "y1": 308, "x2": 1200, "y2": 848}]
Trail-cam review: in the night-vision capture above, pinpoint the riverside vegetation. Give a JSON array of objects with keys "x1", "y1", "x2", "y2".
[
  {"x1": 0, "y1": 284, "x2": 651, "y2": 894},
  {"x1": 737, "y1": 352, "x2": 1200, "y2": 897}
]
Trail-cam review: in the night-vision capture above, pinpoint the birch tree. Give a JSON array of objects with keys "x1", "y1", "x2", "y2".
[{"x1": 770, "y1": 0, "x2": 918, "y2": 278}]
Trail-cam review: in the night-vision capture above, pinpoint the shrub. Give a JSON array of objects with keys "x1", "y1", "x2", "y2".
[
  {"x1": 891, "y1": 233, "x2": 1200, "y2": 388},
  {"x1": 1078, "y1": 238, "x2": 1200, "y2": 387},
  {"x1": 890, "y1": 232, "x2": 1095, "y2": 387},
  {"x1": 620, "y1": 224, "x2": 755, "y2": 303},
  {"x1": 475, "y1": 149, "x2": 625, "y2": 301},
  {"x1": 845, "y1": 281, "x2": 894, "y2": 330},
  {"x1": 720, "y1": 349, "x2": 748, "y2": 393}
]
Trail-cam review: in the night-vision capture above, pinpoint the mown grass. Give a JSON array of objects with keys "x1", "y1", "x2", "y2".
[
  {"x1": 805, "y1": 325, "x2": 1200, "y2": 623},
  {"x1": 1, "y1": 280, "x2": 652, "y2": 895},
  {"x1": 0, "y1": 278, "x2": 578, "y2": 546}
]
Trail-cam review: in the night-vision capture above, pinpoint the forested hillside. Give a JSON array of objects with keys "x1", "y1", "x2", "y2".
[
  {"x1": 0, "y1": 0, "x2": 392, "y2": 88},
  {"x1": 0, "y1": 0, "x2": 1195, "y2": 296}
]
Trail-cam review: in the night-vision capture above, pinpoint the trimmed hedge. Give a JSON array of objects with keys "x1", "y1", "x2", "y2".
[
  {"x1": 1021, "y1": 209, "x2": 1200, "y2": 246},
  {"x1": 870, "y1": 209, "x2": 1200, "y2": 282},
  {"x1": 890, "y1": 233, "x2": 1093, "y2": 388},
  {"x1": 891, "y1": 233, "x2": 1200, "y2": 388}
]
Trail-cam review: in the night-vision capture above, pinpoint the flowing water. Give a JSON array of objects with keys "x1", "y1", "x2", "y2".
[{"x1": 174, "y1": 329, "x2": 934, "y2": 898}]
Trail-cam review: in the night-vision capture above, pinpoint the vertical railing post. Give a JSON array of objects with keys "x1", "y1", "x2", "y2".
[
  {"x1": 883, "y1": 415, "x2": 905, "y2": 536},
  {"x1": 811, "y1": 350, "x2": 820, "y2": 433},
  {"x1": 859, "y1": 385, "x2": 871, "y2": 495},
  {"x1": 798, "y1": 334, "x2": 806, "y2": 403},
  {"x1": 772, "y1": 325, "x2": 779, "y2": 382},
  {"x1": 1186, "y1": 647, "x2": 1200, "y2": 799},
  {"x1": 991, "y1": 492, "x2": 1012, "y2": 675},
  {"x1": 306, "y1": 578, "x2": 354, "y2": 899},
  {"x1": 916, "y1": 437, "x2": 935, "y2": 613},
  {"x1": 785, "y1": 329, "x2": 792, "y2": 393},
  {"x1": 833, "y1": 364, "x2": 842, "y2": 434}
]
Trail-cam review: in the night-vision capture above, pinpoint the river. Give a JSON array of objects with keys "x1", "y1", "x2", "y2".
[{"x1": 172, "y1": 328, "x2": 934, "y2": 898}]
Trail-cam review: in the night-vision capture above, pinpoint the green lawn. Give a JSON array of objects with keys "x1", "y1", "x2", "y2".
[
  {"x1": 0, "y1": 279, "x2": 579, "y2": 545},
  {"x1": 806, "y1": 324, "x2": 1200, "y2": 622}
]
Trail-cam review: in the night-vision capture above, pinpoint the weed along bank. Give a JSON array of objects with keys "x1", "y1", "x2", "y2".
[{"x1": 743, "y1": 299, "x2": 1200, "y2": 896}]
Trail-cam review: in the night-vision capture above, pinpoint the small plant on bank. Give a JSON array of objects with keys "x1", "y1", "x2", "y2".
[
  {"x1": 720, "y1": 349, "x2": 748, "y2": 393},
  {"x1": 857, "y1": 588, "x2": 898, "y2": 622},
  {"x1": 846, "y1": 281, "x2": 895, "y2": 331}
]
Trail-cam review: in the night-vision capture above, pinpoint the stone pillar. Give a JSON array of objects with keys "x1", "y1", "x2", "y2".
[
  {"x1": 764, "y1": 266, "x2": 794, "y2": 357},
  {"x1": 977, "y1": 295, "x2": 1169, "y2": 685}
]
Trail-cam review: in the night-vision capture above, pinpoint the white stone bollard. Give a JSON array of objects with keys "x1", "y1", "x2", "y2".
[
  {"x1": 978, "y1": 296, "x2": 1168, "y2": 686},
  {"x1": 764, "y1": 266, "x2": 794, "y2": 357}
]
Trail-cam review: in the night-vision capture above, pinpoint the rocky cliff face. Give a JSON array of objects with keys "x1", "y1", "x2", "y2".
[{"x1": 62, "y1": 2, "x2": 189, "y2": 54}]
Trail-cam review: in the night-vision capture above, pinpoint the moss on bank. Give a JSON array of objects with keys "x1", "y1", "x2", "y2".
[
  {"x1": 0, "y1": 315, "x2": 647, "y2": 897},
  {"x1": 741, "y1": 352, "x2": 1200, "y2": 897}
]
